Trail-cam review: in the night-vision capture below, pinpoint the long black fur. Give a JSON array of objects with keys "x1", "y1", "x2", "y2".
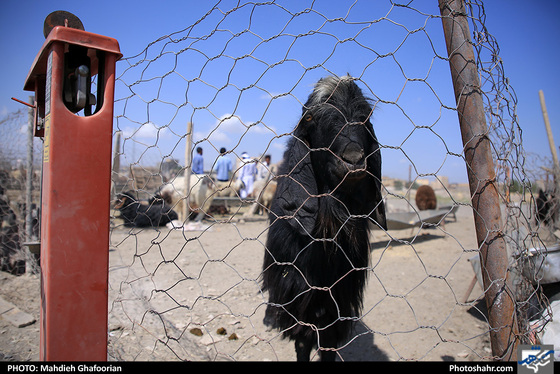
[
  {"x1": 536, "y1": 189, "x2": 556, "y2": 226},
  {"x1": 116, "y1": 190, "x2": 178, "y2": 228},
  {"x1": 262, "y1": 76, "x2": 387, "y2": 361}
]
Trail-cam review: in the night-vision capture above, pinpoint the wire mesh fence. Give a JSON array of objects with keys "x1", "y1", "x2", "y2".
[
  {"x1": 0, "y1": 107, "x2": 41, "y2": 276},
  {"x1": 1, "y1": 0, "x2": 557, "y2": 362}
]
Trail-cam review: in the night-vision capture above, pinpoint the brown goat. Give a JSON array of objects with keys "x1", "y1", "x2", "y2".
[{"x1": 415, "y1": 185, "x2": 437, "y2": 210}]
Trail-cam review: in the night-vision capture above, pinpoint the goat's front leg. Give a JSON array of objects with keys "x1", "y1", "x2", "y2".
[
  {"x1": 319, "y1": 349, "x2": 336, "y2": 361},
  {"x1": 318, "y1": 333, "x2": 337, "y2": 361},
  {"x1": 295, "y1": 339, "x2": 313, "y2": 362}
]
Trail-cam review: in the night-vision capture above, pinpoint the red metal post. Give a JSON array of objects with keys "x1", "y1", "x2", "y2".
[
  {"x1": 439, "y1": 0, "x2": 518, "y2": 360},
  {"x1": 24, "y1": 24, "x2": 121, "y2": 361}
]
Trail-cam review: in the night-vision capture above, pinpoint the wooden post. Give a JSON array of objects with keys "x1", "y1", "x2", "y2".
[
  {"x1": 539, "y1": 90, "x2": 560, "y2": 191},
  {"x1": 110, "y1": 130, "x2": 121, "y2": 198},
  {"x1": 25, "y1": 96, "x2": 35, "y2": 241},
  {"x1": 183, "y1": 122, "x2": 193, "y2": 221}
]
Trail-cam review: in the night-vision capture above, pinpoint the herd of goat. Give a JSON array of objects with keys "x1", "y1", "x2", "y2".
[{"x1": 114, "y1": 173, "x2": 277, "y2": 228}]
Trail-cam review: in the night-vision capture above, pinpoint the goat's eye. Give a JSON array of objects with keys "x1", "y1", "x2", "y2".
[{"x1": 304, "y1": 113, "x2": 313, "y2": 122}]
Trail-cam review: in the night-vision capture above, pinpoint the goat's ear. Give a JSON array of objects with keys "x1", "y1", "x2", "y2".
[
  {"x1": 367, "y1": 143, "x2": 388, "y2": 231},
  {"x1": 370, "y1": 198, "x2": 387, "y2": 231},
  {"x1": 272, "y1": 136, "x2": 318, "y2": 236}
]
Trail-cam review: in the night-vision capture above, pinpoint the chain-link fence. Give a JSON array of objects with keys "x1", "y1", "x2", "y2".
[{"x1": 2, "y1": 0, "x2": 557, "y2": 362}]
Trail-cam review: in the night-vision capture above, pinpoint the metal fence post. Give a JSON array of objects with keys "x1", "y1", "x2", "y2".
[
  {"x1": 23, "y1": 13, "x2": 122, "y2": 360},
  {"x1": 439, "y1": 0, "x2": 519, "y2": 360}
]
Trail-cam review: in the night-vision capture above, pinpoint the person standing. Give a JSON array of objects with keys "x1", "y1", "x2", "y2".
[
  {"x1": 239, "y1": 152, "x2": 257, "y2": 199},
  {"x1": 257, "y1": 154, "x2": 272, "y2": 182},
  {"x1": 215, "y1": 147, "x2": 232, "y2": 182},
  {"x1": 192, "y1": 147, "x2": 204, "y2": 174}
]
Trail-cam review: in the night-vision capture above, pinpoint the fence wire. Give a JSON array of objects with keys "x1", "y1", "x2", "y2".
[
  {"x1": 0, "y1": 108, "x2": 41, "y2": 276},
  {"x1": 1, "y1": 0, "x2": 552, "y2": 362},
  {"x1": 105, "y1": 0, "x2": 557, "y2": 361}
]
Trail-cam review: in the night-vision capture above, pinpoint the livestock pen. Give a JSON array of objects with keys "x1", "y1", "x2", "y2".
[{"x1": 1, "y1": 0, "x2": 558, "y2": 364}]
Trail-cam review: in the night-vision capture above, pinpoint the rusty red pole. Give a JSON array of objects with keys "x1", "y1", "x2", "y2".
[
  {"x1": 24, "y1": 17, "x2": 121, "y2": 360},
  {"x1": 439, "y1": 0, "x2": 518, "y2": 360}
]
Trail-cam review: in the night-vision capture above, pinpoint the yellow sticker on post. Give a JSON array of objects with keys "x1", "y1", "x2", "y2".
[{"x1": 43, "y1": 113, "x2": 50, "y2": 163}]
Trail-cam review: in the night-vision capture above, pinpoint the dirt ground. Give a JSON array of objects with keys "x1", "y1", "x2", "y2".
[{"x1": 0, "y1": 192, "x2": 495, "y2": 362}]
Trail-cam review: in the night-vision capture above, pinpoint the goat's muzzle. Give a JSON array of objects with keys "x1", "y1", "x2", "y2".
[{"x1": 339, "y1": 142, "x2": 367, "y2": 180}]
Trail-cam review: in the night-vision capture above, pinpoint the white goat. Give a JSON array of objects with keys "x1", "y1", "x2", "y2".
[
  {"x1": 243, "y1": 178, "x2": 277, "y2": 216},
  {"x1": 160, "y1": 174, "x2": 215, "y2": 222}
]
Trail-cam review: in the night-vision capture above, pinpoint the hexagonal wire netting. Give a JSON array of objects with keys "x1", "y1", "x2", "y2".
[{"x1": 105, "y1": 0, "x2": 553, "y2": 361}]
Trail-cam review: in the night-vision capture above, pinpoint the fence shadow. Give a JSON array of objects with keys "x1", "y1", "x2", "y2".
[
  {"x1": 466, "y1": 298, "x2": 489, "y2": 323},
  {"x1": 370, "y1": 232, "x2": 445, "y2": 251},
  {"x1": 337, "y1": 321, "x2": 391, "y2": 361}
]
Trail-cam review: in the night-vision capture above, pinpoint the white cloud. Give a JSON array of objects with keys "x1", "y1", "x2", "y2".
[
  {"x1": 217, "y1": 114, "x2": 246, "y2": 134},
  {"x1": 272, "y1": 141, "x2": 286, "y2": 151},
  {"x1": 194, "y1": 113, "x2": 276, "y2": 145},
  {"x1": 250, "y1": 121, "x2": 276, "y2": 134},
  {"x1": 123, "y1": 122, "x2": 168, "y2": 140}
]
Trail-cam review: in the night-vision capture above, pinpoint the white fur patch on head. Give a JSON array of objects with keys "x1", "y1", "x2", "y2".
[{"x1": 312, "y1": 75, "x2": 354, "y2": 102}]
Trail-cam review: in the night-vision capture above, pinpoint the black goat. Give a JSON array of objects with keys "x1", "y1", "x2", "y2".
[
  {"x1": 262, "y1": 76, "x2": 387, "y2": 361},
  {"x1": 536, "y1": 189, "x2": 556, "y2": 226},
  {"x1": 115, "y1": 190, "x2": 178, "y2": 228}
]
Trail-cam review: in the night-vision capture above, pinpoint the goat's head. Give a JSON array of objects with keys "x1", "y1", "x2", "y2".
[
  {"x1": 294, "y1": 75, "x2": 381, "y2": 192},
  {"x1": 273, "y1": 75, "x2": 386, "y2": 234},
  {"x1": 114, "y1": 191, "x2": 136, "y2": 210}
]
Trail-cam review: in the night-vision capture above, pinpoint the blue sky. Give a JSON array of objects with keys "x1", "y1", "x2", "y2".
[{"x1": 1, "y1": 0, "x2": 559, "y2": 184}]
